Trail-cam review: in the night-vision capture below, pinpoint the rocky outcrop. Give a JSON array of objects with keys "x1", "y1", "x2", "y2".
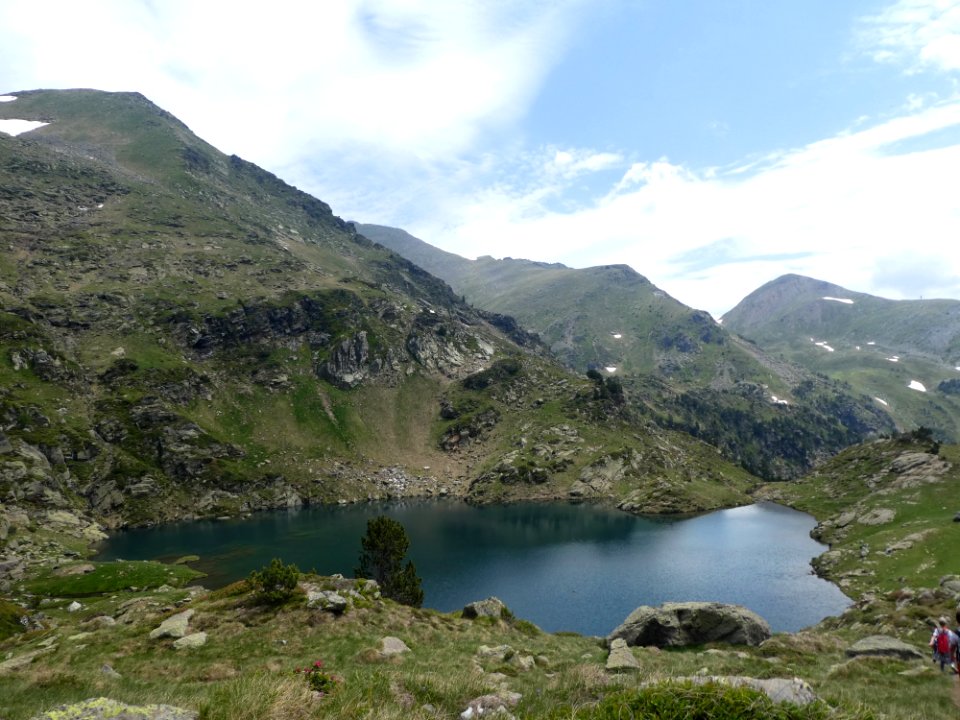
[
  {"x1": 845, "y1": 635, "x2": 924, "y2": 660},
  {"x1": 320, "y1": 331, "x2": 372, "y2": 388},
  {"x1": 664, "y1": 676, "x2": 817, "y2": 706},
  {"x1": 462, "y1": 597, "x2": 507, "y2": 620},
  {"x1": 149, "y1": 609, "x2": 194, "y2": 639},
  {"x1": 608, "y1": 602, "x2": 771, "y2": 648}
]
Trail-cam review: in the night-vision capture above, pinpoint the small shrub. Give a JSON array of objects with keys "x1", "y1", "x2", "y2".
[
  {"x1": 248, "y1": 558, "x2": 299, "y2": 605},
  {"x1": 295, "y1": 659, "x2": 341, "y2": 696}
]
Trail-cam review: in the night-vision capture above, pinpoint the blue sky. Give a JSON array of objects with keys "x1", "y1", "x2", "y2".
[{"x1": 1, "y1": 0, "x2": 959, "y2": 316}]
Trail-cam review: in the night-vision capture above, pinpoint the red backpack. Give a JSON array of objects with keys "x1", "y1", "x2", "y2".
[{"x1": 937, "y1": 629, "x2": 951, "y2": 654}]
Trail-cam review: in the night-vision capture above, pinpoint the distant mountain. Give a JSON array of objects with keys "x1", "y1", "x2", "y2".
[
  {"x1": 0, "y1": 88, "x2": 766, "y2": 534},
  {"x1": 356, "y1": 224, "x2": 896, "y2": 478},
  {"x1": 723, "y1": 274, "x2": 960, "y2": 440}
]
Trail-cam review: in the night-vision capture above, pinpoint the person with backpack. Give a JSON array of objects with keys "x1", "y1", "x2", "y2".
[
  {"x1": 930, "y1": 617, "x2": 958, "y2": 672},
  {"x1": 955, "y1": 609, "x2": 960, "y2": 674}
]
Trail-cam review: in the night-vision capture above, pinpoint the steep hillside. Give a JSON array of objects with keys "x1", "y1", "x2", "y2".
[
  {"x1": 723, "y1": 274, "x2": 960, "y2": 440},
  {"x1": 0, "y1": 89, "x2": 764, "y2": 566},
  {"x1": 356, "y1": 224, "x2": 895, "y2": 479}
]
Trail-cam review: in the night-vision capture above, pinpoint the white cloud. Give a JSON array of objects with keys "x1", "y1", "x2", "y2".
[
  {"x1": 0, "y1": 0, "x2": 586, "y2": 166},
  {"x1": 408, "y1": 98, "x2": 960, "y2": 316},
  {"x1": 859, "y1": 0, "x2": 960, "y2": 73}
]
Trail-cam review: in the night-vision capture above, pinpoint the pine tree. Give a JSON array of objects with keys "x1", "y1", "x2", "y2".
[{"x1": 355, "y1": 515, "x2": 424, "y2": 607}]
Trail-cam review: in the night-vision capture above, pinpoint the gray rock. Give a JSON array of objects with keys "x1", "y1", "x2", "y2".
[
  {"x1": 29, "y1": 697, "x2": 197, "y2": 720},
  {"x1": 940, "y1": 575, "x2": 960, "y2": 596},
  {"x1": 306, "y1": 589, "x2": 349, "y2": 614},
  {"x1": 954, "y1": 512, "x2": 960, "y2": 523},
  {"x1": 462, "y1": 596, "x2": 507, "y2": 620},
  {"x1": 101, "y1": 664, "x2": 122, "y2": 679},
  {"x1": 67, "y1": 601, "x2": 82, "y2": 613},
  {"x1": 476, "y1": 644, "x2": 514, "y2": 662},
  {"x1": 54, "y1": 563, "x2": 96, "y2": 577},
  {"x1": 173, "y1": 632, "x2": 208, "y2": 650},
  {"x1": 89, "y1": 616, "x2": 117, "y2": 627},
  {"x1": 379, "y1": 636, "x2": 411, "y2": 657},
  {"x1": 858, "y1": 508, "x2": 895, "y2": 526},
  {"x1": 460, "y1": 692, "x2": 522, "y2": 720},
  {"x1": 606, "y1": 638, "x2": 640, "y2": 671},
  {"x1": 149, "y1": 609, "x2": 194, "y2": 639},
  {"x1": 0, "y1": 433, "x2": 13, "y2": 454},
  {"x1": 845, "y1": 635, "x2": 924, "y2": 660},
  {"x1": 609, "y1": 602, "x2": 771, "y2": 648},
  {"x1": 679, "y1": 676, "x2": 817, "y2": 706}
]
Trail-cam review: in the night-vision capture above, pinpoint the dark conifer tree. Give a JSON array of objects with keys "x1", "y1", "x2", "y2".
[{"x1": 355, "y1": 515, "x2": 424, "y2": 607}]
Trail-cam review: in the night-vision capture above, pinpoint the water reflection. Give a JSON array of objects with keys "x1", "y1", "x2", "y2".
[{"x1": 96, "y1": 500, "x2": 849, "y2": 635}]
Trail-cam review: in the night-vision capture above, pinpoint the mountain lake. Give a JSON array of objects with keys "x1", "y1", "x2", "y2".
[{"x1": 95, "y1": 499, "x2": 850, "y2": 636}]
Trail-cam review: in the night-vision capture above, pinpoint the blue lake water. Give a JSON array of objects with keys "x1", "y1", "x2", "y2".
[{"x1": 95, "y1": 500, "x2": 850, "y2": 636}]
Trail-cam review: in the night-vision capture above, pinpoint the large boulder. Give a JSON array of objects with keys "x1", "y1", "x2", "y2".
[
  {"x1": 608, "y1": 602, "x2": 771, "y2": 648},
  {"x1": 462, "y1": 597, "x2": 507, "y2": 620}
]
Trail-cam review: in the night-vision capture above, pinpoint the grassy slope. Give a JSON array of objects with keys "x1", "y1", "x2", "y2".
[{"x1": 0, "y1": 550, "x2": 953, "y2": 720}]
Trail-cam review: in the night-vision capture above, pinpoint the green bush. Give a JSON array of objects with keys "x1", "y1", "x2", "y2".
[{"x1": 247, "y1": 558, "x2": 300, "y2": 605}]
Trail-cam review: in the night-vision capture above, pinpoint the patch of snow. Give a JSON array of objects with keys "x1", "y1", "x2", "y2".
[
  {"x1": 611, "y1": 333, "x2": 622, "y2": 339},
  {"x1": 604, "y1": 366, "x2": 617, "y2": 373},
  {"x1": 822, "y1": 296, "x2": 854, "y2": 304},
  {"x1": 0, "y1": 95, "x2": 16, "y2": 102},
  {"x1": 814, "y1": 341, "x2": 835, "y2": 352},
  {"x1": 887, "y1": 357, "x2": 899, "y2": 363},
  {"x1": 855, "y1": 346, "x2": 861, "y2": 351},
  {"x1": 0, "y1": 119, "x2": 48, "y2": 136},
  {"x1": 874, "y1": 397, "x2": 889, "y2": 406},
  {"x1": 867, "y1": 341, "x2": 876, "y2": 345},
  {"x1": 908, "y1": 380, "x2": 927, "y2": 392},
  {"x1": 770, "y1": 395, "x2": 789, "y2": 405},
  {"x1": 428, "y1": 309, "x2": 436, "y2": 314}
]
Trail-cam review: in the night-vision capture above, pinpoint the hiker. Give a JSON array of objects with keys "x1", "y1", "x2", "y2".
[
  {"x1": 929, "y1": 617, "x2": 958, "y2": 672},
  {"x1": 955, "y1": 609, "x2": 960, "y2": 674}
]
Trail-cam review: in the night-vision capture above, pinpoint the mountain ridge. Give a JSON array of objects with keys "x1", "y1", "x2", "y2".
[
  {"x1": 0, "y1": 88, "x2": 762, "y2": 542},
  {"x1": 723, "y1": 272, "x2": 960, "y2": 440}
]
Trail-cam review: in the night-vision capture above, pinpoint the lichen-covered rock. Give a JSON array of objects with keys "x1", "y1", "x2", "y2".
[
  {"x1": 173, "y1": 632, "x2": 207, "y2": 650},
  {"x1": 845, "y1": 635, "x2": 924, "y2": 660},
  {"x1": 462, "y1": 597, "x2": 507, "y2": 620},
  {"x1": 149, "y1": 609, "x2": 194, "y2": 639},
  {"x1": 460, "y1": 692, "x2": 522, "y2": 720},
  {"x1": 306, "y1": 589, "x2": 349, "y2": 614},
  {"x1": 379, "y1": 636, "x2": 410, "y2": 657},
  {"x1": 608, "y1": 602, "x2": 771, "y2": 648},
  {"x1": 606, "y1": 638, "x2": 640, "y2": 671},
  {"x1": 672, "y1": 676, "x2": 817, "y2": 706},
  {"x1": 29, "y1": 696, "x2": 197, "y2": 720}
]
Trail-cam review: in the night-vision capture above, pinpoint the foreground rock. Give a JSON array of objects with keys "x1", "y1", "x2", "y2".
[
  {"x1": 462, "y1": 597, "x2": 507, "y2": 620},
  {"x1": 606, "y1": 638, "x2": 640, "y2": 671},
  {"x1": 845, "y1": 635, "x2": 924, "y2": 660},
  {"x1": 667, "y1": 676, "x2": 817, "y2": 706},
  {"x1": 608, "y1": 602, "x2": 771, "y2": 647},
  {"x1": 30, "y1": 697, "x2": 197, "y2": 720},
  {"x1": 149, "y1": 609, "x2": 194, "y2": 639}
]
